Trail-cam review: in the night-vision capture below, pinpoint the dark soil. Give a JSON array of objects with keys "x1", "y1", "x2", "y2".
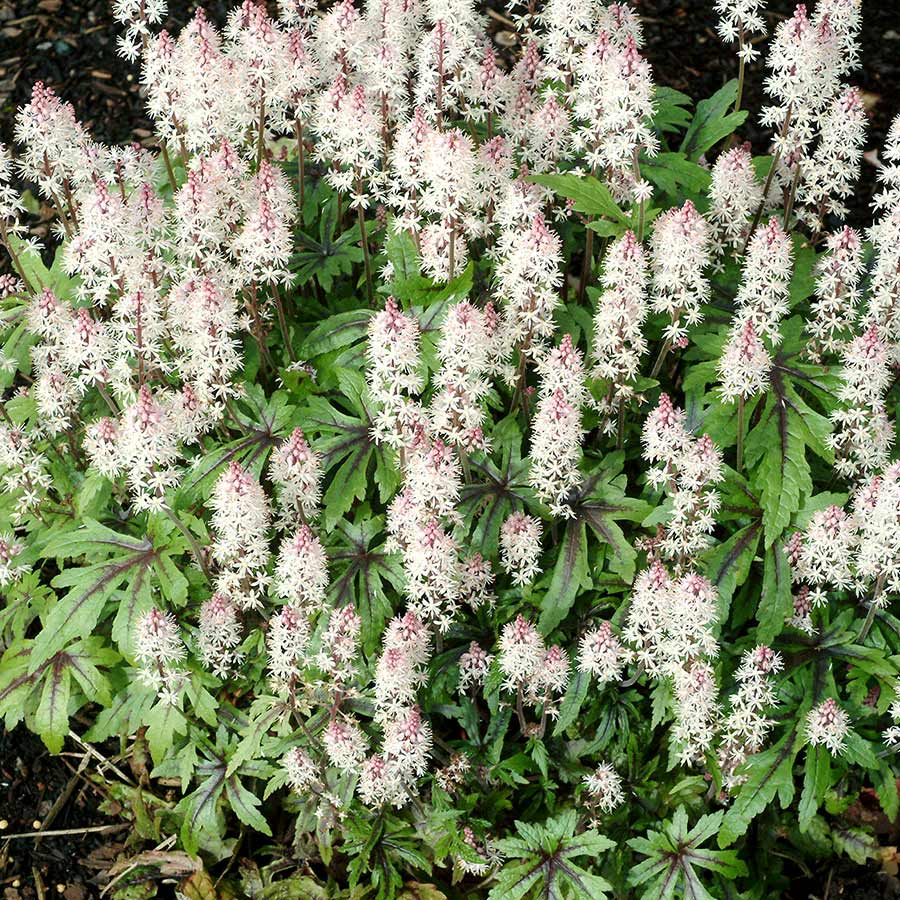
[
  {"x1": 0, "y1": 726, "x2": 124, "y2": 899},
  {"x1": 0, "y1": 0, "x2": 233, "y2": 149}
]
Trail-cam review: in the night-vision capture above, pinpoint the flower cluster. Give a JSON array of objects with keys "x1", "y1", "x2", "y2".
[
  {"x1": 498, "y1": 614, "x2": 570, "y2": 721},
  {"x1": 591, "y1": 230, "x2": 649, "y2": 431},
  {"x1": 135, "y1": 607, "x2": 187, "y2": 705},
  {"x1": 650, "y1": 200, "x2": 712, "y2": 346},
  {"x1": 806, "y1": 698, "x2": 850, "y2": 755},
  {"x1": 718, "y1": 219, "x2": 793, "y2": 402},
  {"x1": 582, "y1": 761, "x2": 625, "y2": 820},
  {"x1": 211, "y1": 461, "x2": 272, "y2": 609},
  {"x1": 529, "y1": 335, "x2": 587, "y2": 515},
  {"x1": 717, "y1": 646, "x2": 783, "y2": 791},
  {"x1": 709, "y1": 143, "x2": 763, "y2": 255},
  {"x1": 641, "y1": 394, "x2": 724, "y2": 563}
]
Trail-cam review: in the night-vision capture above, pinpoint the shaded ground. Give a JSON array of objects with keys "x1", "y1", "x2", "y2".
[
  {"x1": 0, "y1": 0, "x2": 232, "y2": 148},
  {"x1": 0, "y1": 727, "x2": 126, "y2": 899}
]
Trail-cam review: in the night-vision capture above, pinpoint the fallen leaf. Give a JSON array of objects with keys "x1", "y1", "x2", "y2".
[{"x1": 106, "y1": 851, "x2": 202, "y2": 879}]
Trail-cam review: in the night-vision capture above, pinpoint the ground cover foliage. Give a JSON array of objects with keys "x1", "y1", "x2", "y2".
[{"x1": 1, "y1": 0, "x2": 900, "y2": 896}]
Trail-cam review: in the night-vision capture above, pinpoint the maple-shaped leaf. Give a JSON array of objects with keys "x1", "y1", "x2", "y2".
[
  {"x1": 629, "y1": 806, "x2": 748, "y2": 899},
  {"x1": 489, "y1": 809, "x2": 615, "y2": 900}
]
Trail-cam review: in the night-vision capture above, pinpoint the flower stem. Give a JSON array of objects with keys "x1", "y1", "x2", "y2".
[
  {"x1": 271, "y1": 282, "x2": 296, "y2": 363},
  {"x1": 735, "y1": 24, "x2": 746, "y2": 114},
  {"x1": 649, "y1": 338, "x2": 671, "y2": 379},
  {"x1": 256, "y1": 93, "x2": 266, "y2": 170},
  {"x1": 294, "y1": 119, "x2": 305, "y2": 213},
  {"x1": 578, "y1": 228, "x2": 594, "y2": 303},
  {"x1": 741, "y1": 106, "x2": 793, "y2": 256},
  {"x1": 857, "y1": 574, "x2": 886, "y2": 643},
  {"x1": 783, "y1": 163, "x2": 802, "y2": 230},
  {"x1": 356, "y1": 181, "x2": 375, "y2": 307},
  {"x1": 162, "y1": 503, "x2": 212, "y2": 582},
  {"x1": 516, "y1": 683, "x2": 528, "y2": 734}
]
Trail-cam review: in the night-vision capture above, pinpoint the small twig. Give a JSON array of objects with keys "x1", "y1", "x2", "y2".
[
  {"x1": 32, "y1": 867, "x2": 46, "y2": 900},
  {"x1": 823, "y1": 866, "x2": 834, "y2": 900},
  {"x1": 4, "y1": 823, "x2": 129, "y2": 840},
  {"x1": 161, "y1": 504, "x2": 212, "y2": 582},
  {"x1": 68, "y1": 730, "x2": 136, "y2": 786},
  {"x1": 35, "y1": 752, "x2": 91, "y2": 844}
]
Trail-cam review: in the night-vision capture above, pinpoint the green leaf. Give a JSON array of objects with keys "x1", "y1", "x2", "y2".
[
  {"x1": 84, "y1": 679, "x2": 156, "y2": 744},
  {"x1": 653, "y1": 86, "x2": 693, "y2": 134},
  {"x1": 66, "y1": 639, "x2": 115, "y2": 706},
  {"x1": 553, "y1": 667, "x2": 591, "y2": 736},
  {"x1": 529, "y1": 173, "x2": 628, "y2": 222},
  {"x1": 32, "y1": 521, "x2": 158, "y2": 667},
  {"x1": 719, "y1": 728, "x2": 801, "y2": 847},
  {"x1": 0, "y1": 317, "x2": 37, "y2": 389},
  {"x1": 874, "y1": 762, "x2": 900, "y2": 822},
  {"x1": 540, "y1": 520, "x2": 589, "y2": 634},
  {"x1": 178, "y1": 761, "x2": 227, "y2": 856},
  {"x1": 640, "y1": 153, "x2": 712, "y2": 197},
  {"x1": 744, "y1": 363, "x2": 829, "y2": 548},
  {"x1": 226, "y1": 702, "x2": 283, "y2": 777},
  {"x1": 7, "y1": 235, "x2": 78, "y2": 297},
  {"x1": 145, "y1": 700, "x2": 187, "y2": 764},
  {"x1": 291, "y1": 196, "x2": 363, "y2": 290},
  {"x1": 491, "y1": 811, "x2": 613, "y2": 900},
  {"x1": 756, "y1": 540, "x2": 793, "y2": 643},
  {"x1": 833, "y1": 828, "x2": 881, "y2": 865},
  {"x1": 843, "y1": 731, "x2": 879, "y2": 770},
  {"x1": 258, "y1": 876, "x2": 329, "y2": 900},
  {"x1": 305, "y1": 368, "x2": 387, "y2": 529},
  {"x1": 798, "y1": 745, "x2": 831, "y2": 833},
  {"x1": 329, "y1": 516, "x2": 403, "y2": 652},
  {"x1": 33, "y1": 656, "x2": 71, "y2": 753},
  {"x1": 703, "y1": 522, "x2": 760, "y2": 621},
  {"x1": 298, "y1": 309, "x2": 373, "y2": 359},
  {"x1": 570, "y1": 456, "x2": 649, "y2": 585},
  {"x1": 630, "y1": 806, "x2": 746, "y2": 900},
  {"x1": 747, "y1": 398, "x2": 810, "y2": 547},
  {"x1": 225, "y1": 774, "x2": 272, "y2": 836},
  {"x1": 383, "y1": 230, "x2": 474, "y2": 307},
  {"x1": 680, "y1": 80, "x2": 748, "y2": 160}
]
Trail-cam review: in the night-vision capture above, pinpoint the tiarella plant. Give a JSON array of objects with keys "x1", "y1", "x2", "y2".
[{"x1": 0, "y1": 0, "x2": 899, "y2": 896}]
